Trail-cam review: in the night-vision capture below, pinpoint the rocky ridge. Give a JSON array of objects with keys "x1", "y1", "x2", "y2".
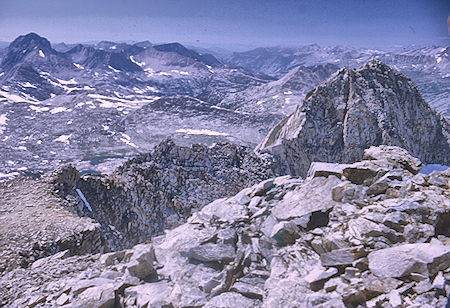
[
  {"x1": 1, "y1": 145, "x2": 449, "y2": 307},
  {"x1": 47, "y1": 140, "x2": 275, "y2": 251},
  {"x1": 257, "y1": 59, "x2": 450, "y2": 177}
]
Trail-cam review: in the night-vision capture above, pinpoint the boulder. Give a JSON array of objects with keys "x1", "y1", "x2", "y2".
[
  {"x1": 124, "y1": 244, "x2": 156, "y2": 281},
  {"x1": 270, "y1": 221, "x2": 300, "y2": 246},
  {"x1": 124, "y1": 282, "x2": 172, "y2": 307},
  {"x1": 320, "y1": 246, "x2": 366, "y2": 266},
  {"x1": 307, "y1": 162, "x2": 350, "y2": 178},
  {"x1": 368, "y1": 241, "x2": 450, "y2": 278},
  {"x1": 363, "y1": 145, "x2": 423, "y2": 174},
  {"x1": 203, "y1": 292, "x2": 259, "y2": 308},
  {"x1": 186, "y1": 243, "x2": 236, "y2": 263},
  {"x1": 272, "y1": 176, "x2": 340, "y2": 220}
]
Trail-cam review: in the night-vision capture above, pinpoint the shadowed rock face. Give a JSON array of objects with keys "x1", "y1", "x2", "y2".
[
  {"x1": 257, "y1": 59, "x2": 450, "y2": 177},
  {"x1": 53, "y1": 139, "x2": 276, "y2": 251}
]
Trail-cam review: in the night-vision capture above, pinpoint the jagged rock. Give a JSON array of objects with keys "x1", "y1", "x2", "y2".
[
  {"x1": 230, "y1": 281, "x2": 264, "y2": 300},
  {"x1": 57, "y1": 140, "x2": 275, "y2": 250},
  {"x1": 257, "y1": 60, "x2": 449, "y2": 177},
  {"x1": 204, "y1": 292, "x2": 260, "y2": 308},
  {"x1": 123, "y1": 282, "x2": 172, "y2": 307},
  {"x1": 124, "y1": 244, "x2": 156, "y2": 280},
  {"x1": 361, "y1": 275, "x2": 402, "y2": 298},
  {"x1": 387, "y1": 290, "x2": 402, "y2": 307},
  {"x1": 307, "y1": 162, "x2": 349, "y2": 178},
  {"x1": 368, "y1": 240, "x2": 450, "y2": 278},
  {"x1": 320, "y1": 246, "x2": 366, "y2": 266},
  {"x1": 0, "y1": 176, "x2": 104, "y2": 274},
  {"x1": 270, "y1": 221, "x2": 300, "y2": 246},
  {"x1": 186, "y1": 243, "x2": 236, "y2": 263},
  {"x1": 272, "y1": 175, "x2": 340, "y2": 221},
  {"x1": 304, "y1": 266, "x2": 338, "y2": 290}
]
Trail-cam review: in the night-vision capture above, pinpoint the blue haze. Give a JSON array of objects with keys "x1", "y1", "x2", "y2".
[{"x1": 0, "y1": 0, "x2": 448, "y2": 49}]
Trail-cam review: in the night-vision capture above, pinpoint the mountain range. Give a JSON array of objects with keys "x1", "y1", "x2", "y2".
[{"x1": 0, "y1": 33, "x2": 448, "y2": 180}]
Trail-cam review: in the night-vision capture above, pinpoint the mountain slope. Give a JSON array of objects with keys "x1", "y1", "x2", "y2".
[
  {"x1": 218, "y1": 63, "x2": 339, "y2": 119},
  {"x1": 230, "y1": 45, "x2": 450, "y2": 117},
  {"x1": 257, "y1": 59, "x2": 450, "y2": 177}
]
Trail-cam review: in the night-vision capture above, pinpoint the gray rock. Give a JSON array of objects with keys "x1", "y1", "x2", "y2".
[
  {"x1": 368, "y1": 241, "x2": 450, "y2": 278},
  {"x1": 304, "y1": 266, "x2": 338, "y2": 290},
  {"x1": 307, "y1": 162, "x2": 350, "y2": 178},
  {"x1": 270, "y1": 221, "x2": 300, "y2": 246},
  {"x1": 124, "y1": 244, "x2": 156, "y2": 280},
  {"x1": 320, "y1": 246, "x2": 366, "y2": 266},
  {"x1": 204, "y1": 292, "x2": 259, "y2": 308},
  {"x1": 124, "y1": 282, "x2": 172, "y2": 307},
  {"x1": 272, "y1": 176, "x2": 340, "y2": 221},
  {"x1": 186, "y1": 243, "x2": 236, "y2": 263}
]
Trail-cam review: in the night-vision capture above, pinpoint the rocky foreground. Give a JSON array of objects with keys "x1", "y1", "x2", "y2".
[{"x1": 1, "y1": 145, "x2": 449, "y2": 307}]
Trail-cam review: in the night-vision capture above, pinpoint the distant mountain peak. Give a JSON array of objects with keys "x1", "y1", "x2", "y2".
[
  {"x1": 1, "y1": 32, "x2": 58, "y2": 70},
  {"x1": 153, "y1": 42, "x2": 221, "y2": 67},
  {"x1": 10, "y1": 32, "x2": 53, "y2": 53}
]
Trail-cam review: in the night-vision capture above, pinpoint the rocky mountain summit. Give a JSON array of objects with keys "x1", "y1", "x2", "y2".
[
  {"x1": 257, "y1": 59, "x2": 450, "y2": 177},
  {"x1": 1, "y1": 145, "x2": 449, "y2": 307}
]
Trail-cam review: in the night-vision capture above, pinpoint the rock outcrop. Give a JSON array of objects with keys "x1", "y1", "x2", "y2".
[
  {"x1": 257, "y1": 59, "x2": 450, "y2": 177},
  {"x1": 2, "y1": 146, "x2": 449, "y2": 307},
  {"x1": 54, "y1": 139, "x2": 275, "y2": 251},
  {"x1": 0, "y1": 176, "x2": 104, "y2": 275}
]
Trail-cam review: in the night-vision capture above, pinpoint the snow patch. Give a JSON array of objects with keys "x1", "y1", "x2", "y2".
[
  {"x1": 29, "y1": 105, "x2": 50, "y2": 112},
  {"x1": 171, "y1": 70, "x2": 189, "y2": 75},
  {"x1": 176, "y1": 129, "x2": 228, "y2": 136},
  {"x1": 158, "y1": 72, "x2": 170, "y2": 76},
  {"x1": 75, "y1": 188, "x2": 93, "y2": 211},
  {"x1": 129, "y1": 56, "x2": 146, "y2": 67},
  {"x1": 0, "y1": 114, "x2": 7, "y2": 134},
  {"x1": 108, "y1": 65, "x2": 120, "y2": 73},
  {"x1": 120, "y1": 133, "x2": 137, "y2": 148},
  {"x1": 73, "y1": 63, "x2": 85, "y2": 69},
  {"x1": 57, "y1": 78, "x2": 78, "y2": 85},
  {"x1": 21, "y1": 82, "x2": 37, "y2": 88},
  {"x1": 49, "y1": 107, "x2": 67, "y2": 114},
  {"x1": 0, "y1": 172, "x2": 20, "y2": 180},
  {"x1": 53, "y1": 134, "x2": 72, "y2": 144},
  {"x1": 39, "y1": 50, "x2": 45, "y2": 58}
]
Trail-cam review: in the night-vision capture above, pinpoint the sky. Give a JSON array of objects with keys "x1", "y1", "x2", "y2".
[{"x1": 0, "y1": 0, "x2": 449, "y2": 49}]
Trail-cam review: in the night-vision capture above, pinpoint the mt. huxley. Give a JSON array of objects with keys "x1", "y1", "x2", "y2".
[{"x1": 257, "y1": 59, "x2": 450, "y2": 177}]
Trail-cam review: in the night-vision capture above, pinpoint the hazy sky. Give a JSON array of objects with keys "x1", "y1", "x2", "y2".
[{"x1": 0, "y1": 0, "x2": 448, "y2": 49}]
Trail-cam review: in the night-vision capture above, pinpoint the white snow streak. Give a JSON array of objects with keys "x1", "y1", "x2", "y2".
[{"x1": 176, "y1": 129, "x2": 228, "y2": 136}]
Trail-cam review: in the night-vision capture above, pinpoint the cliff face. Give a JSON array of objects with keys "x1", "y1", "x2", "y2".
[
  {"x1": 257, "y1": 59, "x2": 450, "y2": 177},
  {"x1": 2, "y1": 146, "x2": 449, "y2": 307},
  {"x1": 53, "y1": 140, "x2": 276, "y2": 251}
]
